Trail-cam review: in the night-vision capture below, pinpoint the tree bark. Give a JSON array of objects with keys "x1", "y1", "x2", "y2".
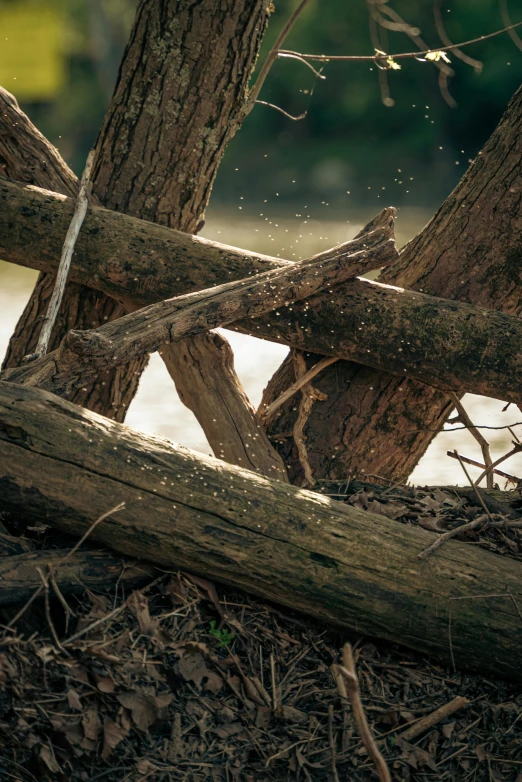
[
  {"x1": 0, "y1": 549, "x2": 157, "y2": 606},
  {"x1": 262, "y1": 85, "x2": 522, "y2": 483},
  {"x1": 2, "y1": 380, "x2": 522, "y2": 682},
  {"x1": 2, "y1": 0, "x2": 277, "y2": 474},
  {"x1": 3, "y1": 177, "x2": 522, "y2": 408},
  {"x1": 3, "y1": 224, "x2": 396, "y2": 407}
]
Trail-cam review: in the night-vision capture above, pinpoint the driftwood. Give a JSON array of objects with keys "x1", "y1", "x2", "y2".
[
  {"x1": 2, "y1": 381, "x2": 522, "y2": 681},
  {"x1": 2, "y1": 176, "x2": 522, "y2": 406},
  {"x1": 0, "y1": 549, "x2": 157, "y2": 606},
  {"x1": 2, "y1": 216, "x2": 396, "y2": 398}
]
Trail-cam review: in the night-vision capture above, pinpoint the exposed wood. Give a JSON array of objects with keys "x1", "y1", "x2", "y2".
[
  {"x1": 160, "y1": 332, "x2": 288, "y2": 480},
  {"x1": 2, "y1": 381, "x2": 522, "y2": 682},
  {"x1": 3, "y1": 177, "x2": 522, "y2": 407},
  {"x1": 262, "y1": 85, "x2": 522, "y2": 483},
  {"x1": 2, "y1": 225, "x2": 396, "y2": 403},
  {"x1": 0, "y1": 549, "x2": 157, "y2": 607}
]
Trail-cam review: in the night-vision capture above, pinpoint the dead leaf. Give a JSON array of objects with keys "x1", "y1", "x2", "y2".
[
  {"x1": 39, "y1": 744, "x2": 63, "y2": 774},
  {"x1": 177, "y1": 649, "x2": 223, "y2": 692},
  {"x1": 67, "y1": 688, "x2": 82, "y2": 711},
  {"x1": 82, "y1": 708, "x2": 102, "y2": 741},
  {"x1": 94, "y1": 674, "x2": 116, "y2": 693},
  {"x1": 117, "y1": 691, "x2": 173, "y2": 732},
  {"x1": 102, "y1": 718, "x2": 128, "y2": 760},
  {"x1": 128, "y1": 590, "x2": 156, "y2": 635},
  {"x1": 442, "y1": 720, "x2": 455, "y2": 739}
]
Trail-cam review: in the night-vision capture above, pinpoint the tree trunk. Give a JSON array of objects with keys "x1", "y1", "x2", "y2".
[
  {"x1": 3, "y1": 0, "x2": 276, "y2": 472},
  {"x1": 2, "y1": 380, "x2": 522, "y2": 682},
  {"x1": 262, "y1": 85, "x2": 522, "y2": 483},
  {"x1": 4, "y1": 176, "x2": 522, "y2": 409}
]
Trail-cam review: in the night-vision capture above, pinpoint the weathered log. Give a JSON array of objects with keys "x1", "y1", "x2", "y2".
[
  {"x1": 1, "y1": 381, "x2": 522, "y2": 681},
  {"x1": 3, "y1": 177, "x2": 522, "y2": 406},
  {"x1": 0, "y1": 549, "x2": 157, "y2": 606},
  {"x1": 262, "y1": 85, "x2": 522, "y2": 483},
  {"x1": 2, "y1": 219, "x2": 396, "y2": 400}
]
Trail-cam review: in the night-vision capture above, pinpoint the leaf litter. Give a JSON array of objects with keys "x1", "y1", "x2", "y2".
[{"x1": 1, "y1": 481, "x2": 522, "y2": 780}]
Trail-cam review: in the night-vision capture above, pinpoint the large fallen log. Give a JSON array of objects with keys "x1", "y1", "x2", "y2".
[
  {"x1": 2, "y1": 177, "x2": 522, "y2": 405},
  {"x1": 1, "y1": 381, "x2": 522, "y2": 681},
  {"x1": 2, "y1": 217, "x2": 396, "y2": 398}
]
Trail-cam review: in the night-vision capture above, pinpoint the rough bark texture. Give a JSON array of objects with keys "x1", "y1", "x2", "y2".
[
  {"x1": 4, "y1": 177, "x2": 522, "y2": 407},
  {"x1": 3, "y1": 224, "x2": 396, "y2": 405},
  {"x1": 2, "y1": 381, "x2": 522, "y2": 681},
  {"x1": 262, "y1": 86, "x2": 522, "y2": 483},
  {"x1": 2, "y1": 0, "x2": 274, "y2": 466},
  {"x1": 0, "y1": 549, "x2": 157, "y2": 606},
  {"x1": 0, "y1": 88, "x2": 131, "y2": 417}
]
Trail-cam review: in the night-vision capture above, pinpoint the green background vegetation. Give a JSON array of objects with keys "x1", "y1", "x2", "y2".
[{"x1": 1, "y1": 0, "x2": 521, "y2": 214}]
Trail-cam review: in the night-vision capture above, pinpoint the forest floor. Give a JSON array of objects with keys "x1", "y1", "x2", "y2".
[{"x1": 1, "y1": 482, "x2": 522, "y2": 781}]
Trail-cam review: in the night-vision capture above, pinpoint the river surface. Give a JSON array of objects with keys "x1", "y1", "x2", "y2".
[{"x1": 2, "y1": 207, "x2": 521, "y2": 487}]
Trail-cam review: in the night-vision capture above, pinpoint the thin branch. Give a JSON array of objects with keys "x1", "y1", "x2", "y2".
[
  {"x1": 258, "y1": 356, "x2": 338, "y2": 423},
  {"x1": 418, "y1": 513, "x2": 489, "y2": 560},
  {"x1": 434, "y1": 0, "x2": 482, "y2": 71},
  {"x1": 453, "y1": 451, "x2": 496, "y2": 525},
  {"x1": 498, "y1": 0, "x2": 522, "y2": 52},
  {"x1": 292, "y1": 350, "x2": 324, "y2": 487},
  {"x1": 277, "y1": 52, "x2": 326, "y2": 79},
  {"x1": 474, "y1": 443, "x2": 522, "y2": 488},
  {"x1": 446, "y1": 451, "x2": 521, "y2": 487},
  {"x1": 449, "y1": 392, "x2": 494, "y2": 489},
  {"x1": 277, "y1": 20, "x2": 522, "y2": 62},
  {"x1": 26, "y1": 149, "x2": 95, "y2": 361},
  {"x1": 334, "y1": 644, "x2": 391, "y2": 782},
  {"x1": 249, "y1": 0, "x2": 313, "y2": 108},
  {"x1": 254, "y1": 99, "x2": 307, "y2": 120}
]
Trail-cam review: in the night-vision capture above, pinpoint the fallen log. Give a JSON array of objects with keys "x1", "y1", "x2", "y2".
[
  {"x1": 1, "y1": 381, "x2": 522, "y2": 681},
  {"x1": 2, "y1": 177, "x2": 522, "y2": 405},
  {"x1": 0, "y1": 548, "x2": 157, "y2": 606},
  {"x1": 2, "y1": 218, "x2": 396, "y2": 398}
]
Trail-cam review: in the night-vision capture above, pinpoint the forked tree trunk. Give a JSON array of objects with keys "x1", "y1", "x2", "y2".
[
  {"x1": 262, "y1": 85, "x2": 522, "y2": 484},
  {"x1": 3, "y1": 0, "x2": 276, "y2": 472}
]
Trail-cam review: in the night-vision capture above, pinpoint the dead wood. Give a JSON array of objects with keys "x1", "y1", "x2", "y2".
[
  {"x1": 0, "y1": 549, "x2": 157, "y2": 606},
  {"x1": 2, "y1": 220, "x2": 396, "y2": 402},
  {"x1": 261, "y1": 84, "x2": 522, "y2": 483},
  {"x1": 2, "y1": 381, "x2": 522, "y2": 682},
  {"x1": 3, "y1": 176, "x2": 522, "y2": 407}
]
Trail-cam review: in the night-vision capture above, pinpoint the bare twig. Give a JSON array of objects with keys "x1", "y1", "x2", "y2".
[
  {"x1": 61, "y1": 502, "x2": 126, "y2": 565},
  {"x1": 398, "y1": 696, "x2": 470, "y2": 741},
  {"x1": 450, "y1": 393, "x2": 494, "y2": 488},
  {"x1": 249, "y1": 0, "x2": 313, "y2": 109},
  {"x1": 292, "y1": 350, "x2": 326, "y2": 487},
  {"x1": 278, "y1": 20, "x2": 522, "y2": 62},
  {"x1": 333, "y1": 664, "x2": 352, "y2": 752},
  {"x1": 328, "y1": 703, "x2": 340, "y2": 782},
  {"x1": 26, "y1": 149, "x2": 95, "y2": 360},
  {"x1": 474, "y1": 443, "x2": 522, "y2": 488},
  {"x1": 254, "y1": 100, "x2": 307, "y2": 120},
  {"x1": 417, "y1": 514, "x2": 489, "y2": 560},
  {"x1": 334, "y1": 643, "x2": 391, "y2": 782},
  {"x1": 453, "y1": 451, "x2": 496, "y2": 524},
  {"x1": 446, "y1": 451, "x2": 521, "y2": 486},
  {"x1": 498, "y1": 0, "x2": 522, "y2": 51},
  {"x1": 434, "y1": 0, "x2": 482, "y2": 71},
  {"x1": 258, "y1": 356, "x2": 338, "y2": 423}
]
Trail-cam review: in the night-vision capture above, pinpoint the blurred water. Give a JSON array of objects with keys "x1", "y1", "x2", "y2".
[{"x1": 1, "y1": 207, "x2": 521, "y2": 487}]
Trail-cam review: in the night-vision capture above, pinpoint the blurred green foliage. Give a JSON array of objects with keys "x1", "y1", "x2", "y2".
[{"x1": 3, "y1": 0, "x2": 522, "y2": 212}]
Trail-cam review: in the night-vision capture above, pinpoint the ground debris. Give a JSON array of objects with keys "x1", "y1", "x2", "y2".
[{"x1": 0, "y1": 558, "x2": 521, "y2": 781}]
